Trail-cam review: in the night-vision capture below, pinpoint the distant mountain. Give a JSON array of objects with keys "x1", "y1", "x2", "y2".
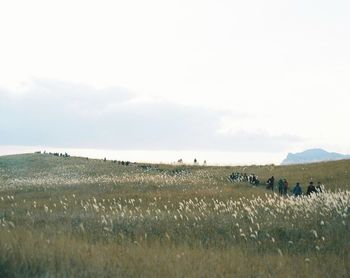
[{"x1": 281, "y1": 148, "x2": 350, "y2": 165}]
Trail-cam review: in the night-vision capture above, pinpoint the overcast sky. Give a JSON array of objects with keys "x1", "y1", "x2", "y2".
[{"x1": 1, "y1": 0, "x2": 350, "y2": 164}]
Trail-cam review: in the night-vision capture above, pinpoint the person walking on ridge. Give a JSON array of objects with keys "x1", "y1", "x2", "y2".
[
  {"x1": 306, "y1": 181, "x2": 317, "y2": 196},
  {"x1": 316, "y1": 181, "x2": 324, "y2": 193},
  {"x1": 266, "y1": 176, "x2": 275, "y2": 191},
  {"x1": 278, "y1": 179, "x2": 284, "y2": 196},
  {"x1": 283, "y1": 179, "x2": 289, "y2": 196},
  {"x1": 292, "y1": 182, "x2": 302, "y2": 197}
]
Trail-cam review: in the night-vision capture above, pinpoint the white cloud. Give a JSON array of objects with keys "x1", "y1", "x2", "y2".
[
  {"x1": 0, "y1": 79, "x2": 300, "y2": 152},
  {"x1": 0, "y1": 1, "x2": 350, "y2": 156}
]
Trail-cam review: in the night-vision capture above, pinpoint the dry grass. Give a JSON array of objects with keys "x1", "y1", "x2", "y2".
[
  {"x1": 0, "y1": 153, "x2": 349, "y2": 277},
  {"x1": 1, "y1": 230, "x2": 348, "y2": 278}
]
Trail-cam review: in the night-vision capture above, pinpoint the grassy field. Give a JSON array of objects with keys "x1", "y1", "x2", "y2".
[{"x1": 0, "y1": 153, "x2": 349, "y2": 277}]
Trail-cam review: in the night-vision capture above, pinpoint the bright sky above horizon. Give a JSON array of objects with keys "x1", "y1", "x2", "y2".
[{"x1": 0, "y1": 0, "x2": 350, "y2": 164}]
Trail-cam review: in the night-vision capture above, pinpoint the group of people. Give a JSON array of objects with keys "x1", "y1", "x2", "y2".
[
  {"x1": 266, "y1": 176, "x2": 324, "y2": 197},
  {"x1": 229, "y1": 172, "x2": 260, "y2": 185}
]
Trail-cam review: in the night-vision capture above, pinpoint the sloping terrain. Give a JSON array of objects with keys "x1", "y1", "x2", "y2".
[{"x1": 0, "y1": 153, "x2": 349, "y2": 277}]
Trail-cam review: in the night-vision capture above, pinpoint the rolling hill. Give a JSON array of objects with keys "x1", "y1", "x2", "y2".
[{"x1": 281, "y1": 148, "x2": 350, "y2": 165}]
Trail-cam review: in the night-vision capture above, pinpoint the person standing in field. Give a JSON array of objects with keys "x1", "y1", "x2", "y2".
[
  {"x1": 266, "y1": 176, "x2": 275, "y2": 191},
  {"x1": 283, "y1": 179, "x2": 289, "y2": 196},
  {"x1": 278, "y1": 179, "x2": 284, "y2": 195},
  {"x1": 292, "y1": 182, "x2": 302, "y2": 197},
  {"x1": 316, "y1": 181, "x2": 324, "y2": 193},
  {"x1": 306, "y1": 181, "x2": 317, "y2": 196}
]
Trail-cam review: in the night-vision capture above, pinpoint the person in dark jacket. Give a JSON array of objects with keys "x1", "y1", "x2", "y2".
[
  {"x1": 278, "y1": 179, "x2": 284, "y2": 196},
  {"x1": 283, "y1": 179, "x2": 289, "y2": 195},
  {"x1": 266, "y1": 176, "x2": 275, "y2": 191},
  {"x1": 292, "y1": 182, "x2": 302, "y2": 197},
  {"x1": 306, "y1": 181, "x2": 317, "y2": 196},
  {"x1": 316, "y1": 181, "x2": 323, "y2": 193}
]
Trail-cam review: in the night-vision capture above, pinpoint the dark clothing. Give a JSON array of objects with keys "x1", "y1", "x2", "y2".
[
  {"x1": 306, "y1": 184, "x2": 317, "y2": 196},
  {"x1": 266, "y1": 176, "x2": 275, "y2": 190},
  {"x1": 283, "y1": 180, "x2": 288, "y2": 195},
  {"x1": 278, "y1": 179, "x2": 284, "y2": 195}
]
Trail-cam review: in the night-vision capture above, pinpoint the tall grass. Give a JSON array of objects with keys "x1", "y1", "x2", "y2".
[{"x1": 0, "y1": 154, "x2": 349, "y2": 277}]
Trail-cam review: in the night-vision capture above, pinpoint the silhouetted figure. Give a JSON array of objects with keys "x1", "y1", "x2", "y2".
[
  {"x1": 316, "y1": 181, "x2": 323, "y2": 193},
  {"x1": 266, "y1": 176, "x2": 275, "y2": 191},
  {"x1": 283, "y1": 179, "x2": 289, "y2": 195},
  {"x1": 292, "y1": 182, "x2": 302, "y2": 197},
  {"x1": 251, "y1": 175, "x2": 258, "y2": 185},
  {"x1": 278, "y1": 179, "x2": 284, "y2": 195},
  {"x1": 194, "y1": 158, "x2": 197, "y2": 164},
  {"x1": 306, "y1": 181, "x2": 317, "y2": 196}
]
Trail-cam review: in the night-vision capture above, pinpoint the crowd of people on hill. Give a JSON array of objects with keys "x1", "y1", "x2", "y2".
[
  {"x1": 266, "y1": 175, "x2": 324, "y2": 197},
  {"x1": 230, "y1": 172, "x2": 324, "y2": 197},
  {"x1": 228, "y1": 172, "x2": 260, "y2": 185},
  {"x1": 35, "y1": 150, "x2": 70, "y2": 157}
]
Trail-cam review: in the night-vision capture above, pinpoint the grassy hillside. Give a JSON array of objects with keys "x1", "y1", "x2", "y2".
[
  {"x1": 1, "y1": 153, "x2": 349, "y2": 192},
  {"x1": 0, "y1": 153, "x2": 349, "y2": 277}
]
